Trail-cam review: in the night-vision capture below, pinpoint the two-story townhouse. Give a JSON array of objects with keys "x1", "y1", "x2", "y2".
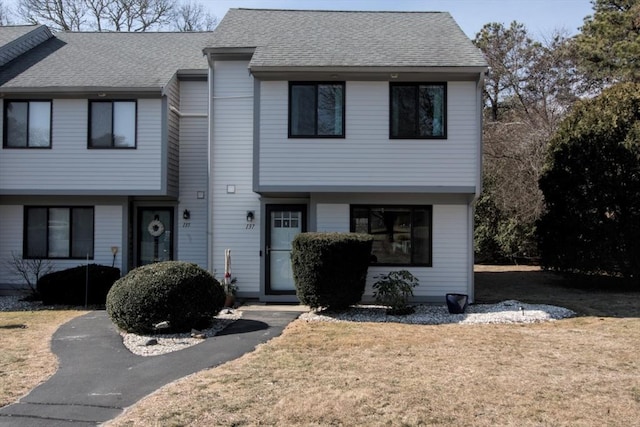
[
  {"x1": 0, "y1": 9, "x2": 487, "y2": 305},
  {"x1": 205, "y1": 9, "x2": 488, "y2": 303},
  {"x1": 0, "y1": 27, "x2": 214, "y2": 287}
]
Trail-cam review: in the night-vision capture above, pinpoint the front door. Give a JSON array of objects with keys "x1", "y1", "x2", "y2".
[
  {"x1": 137, "y1": 208, "x2": 173, "y2": 266},
  {"x1": 265, "y1": 204, "x2": 306, "y2": 294}
]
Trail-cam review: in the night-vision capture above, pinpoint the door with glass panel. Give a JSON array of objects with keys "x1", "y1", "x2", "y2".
[
  {"x1": 137, "y1": 208, "x2": 173, "y2": 266},
  {"x1": 265, "y1": 205, "x2": 306, "y2": 294}
]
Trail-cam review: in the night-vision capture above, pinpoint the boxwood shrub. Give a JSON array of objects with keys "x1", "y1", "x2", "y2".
[
  {"x1": 291, "y1": 232, "x2": 373, "y2": 309},
  {"x1": 37, "y1": 264, "x2": 121, "y2": 306},
  {"x1": 106, "y1": 261, "x2": 225, "y2": 334}
]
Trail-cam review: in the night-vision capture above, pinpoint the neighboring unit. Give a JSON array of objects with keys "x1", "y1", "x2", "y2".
[
  {"x1": 0, "y1": 27, "x2": 213, "y2": 286},
  {"x1": 0, "y1": 9, "x2": 487, "y2": 303}
]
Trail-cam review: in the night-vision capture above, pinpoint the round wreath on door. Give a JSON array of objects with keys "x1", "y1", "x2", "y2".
[{"x1": 147, "y1": 217, "x2": 165, "y2": 237}]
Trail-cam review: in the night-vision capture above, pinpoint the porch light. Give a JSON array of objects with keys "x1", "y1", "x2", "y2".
[
  {"x1": 246, "y1": 211, "x2": 255, "y2": 222},
  {"x1": 183, "y1": 209, "x2": 191, "y2": 220}
]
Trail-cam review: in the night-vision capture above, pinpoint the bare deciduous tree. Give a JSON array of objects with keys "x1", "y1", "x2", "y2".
[
  {"x1": 0, "y1": 0, "x2": 12, "y2": 25},
  {"x1": 473, "y1": 23, "x2": 580, "y2": 262},
  {"x1": 172, "y1": 0, "x2": 216, "y2": 32},
  {"x1": 16, "y1": 0, "x2": 213, "y2": 32},
  {"x1": 18, "y1": 0, "x2": 87, "y2": 30},
  {"x1": 5, "y1": 251, "x2": 55, "y2": 297}
]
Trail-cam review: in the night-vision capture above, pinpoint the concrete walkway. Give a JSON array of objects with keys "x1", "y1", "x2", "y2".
[{"x1": 0, "y1": 305, "x2": 305, "y2": 426}]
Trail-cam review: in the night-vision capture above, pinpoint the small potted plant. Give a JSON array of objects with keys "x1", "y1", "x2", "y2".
[{"x1": 372, "y1": 270, "x2": 419, "y2": 315}]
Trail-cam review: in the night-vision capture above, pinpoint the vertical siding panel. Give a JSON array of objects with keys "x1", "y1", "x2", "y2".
[
  {"x1": 177, "y1": 80, "x2": 209, "y2": 268},
  {"x1": 166, "y1": 76, "x2": 180, "y2": 197},
  {"x1": 0, "y1": 205, "x2": 24, "y2": 286},
  {"x1": 211, "y1": 60, "x2": 260, "y2": 293}
]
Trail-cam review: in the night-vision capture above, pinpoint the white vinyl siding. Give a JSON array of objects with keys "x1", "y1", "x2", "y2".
[
  {"x1": 166, "y1": 76, "x2": 180, "y2": 197},
  {"x1": 312, "y1": 199, "x2": 470, "y2": 301},
  {"x1": 177, "y1": 80, "x2": 209, "y2": 268},
  {"x1": 0, "y1": 202, "x2": 125, "y2": 287},
  {"x1": 0, "y1": 98, "x2": 165, "y2": 194},
  {"x1": 211, "y1": 60, "x2": 260, "y2": 293},
  {"x1": 259, "y1": 80, "x2": 479, "y2": 188}
]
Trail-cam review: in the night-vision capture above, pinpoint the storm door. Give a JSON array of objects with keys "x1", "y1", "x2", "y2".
[
  {"x1": 137, "y1": 208, "x2": 173, "y2": 266},
  {"x1": 265, "y1": 205, "x2": 306, "y2": 294}
]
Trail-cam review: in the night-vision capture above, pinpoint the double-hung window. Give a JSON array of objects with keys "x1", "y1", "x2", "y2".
[
  {"x1": 89, "y1": 100, "x2": 136, "y2": 148},
  {"x1": 289, "y1": 82, "x2": 345, "y2": 137},
  {"x1": 390, "y1": 83, "x2": 446, "y2": 139},
  {"x1": 3, "y1": 100, "x2": 52, "y2": 148},
  {"x1": 351, "y1": 205, "x2": 432, "y2": 266},
  {"x1": 25, "y1": 207, "x2": 94, "y2": 259}
]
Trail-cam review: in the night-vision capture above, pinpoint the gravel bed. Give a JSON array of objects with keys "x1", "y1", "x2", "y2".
[
  {"x1": 120, "y1": 309, "x2": 243, "y2": 357},
  {"x1": 2, "y1": 296, "x2": 576, "y2": 356},
  {"x1": 300, "y1": 300, "x2": 576, "y2": 325},
  {"x1": 0, "y1": 295, "x2": 52, "y2": 311}
]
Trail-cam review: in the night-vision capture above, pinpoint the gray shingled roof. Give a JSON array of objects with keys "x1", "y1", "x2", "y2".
[
  {"x1": 0, "y1": 31, "x2": 213, "y2": 92},
  {"x1": 0, "y1": 25, "x2": 41, "y2": 46},
  {"x1": 0, "y1": 25, "x2": 53, "y2": 66},
  {"x1": 208, "y1": 9, "x2": 487, "y2": 70}
]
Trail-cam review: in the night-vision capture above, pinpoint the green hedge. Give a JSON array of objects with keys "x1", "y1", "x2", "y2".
[
  {"x1": 106, "y1": 261, "x2": 225, "y2": 334},
  {"x1": 291, "y1": 232, "x2": 373, "y2": 309},
  {"x1": 37, "y1": 264, "x2": 121, "y2": 306}
]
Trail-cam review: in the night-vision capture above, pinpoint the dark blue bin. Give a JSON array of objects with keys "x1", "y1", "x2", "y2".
[{"x1": 446, "y1": 293, "x2": 468, "y2": 314}]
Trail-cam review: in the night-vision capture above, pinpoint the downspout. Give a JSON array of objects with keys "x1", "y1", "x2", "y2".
[
  {"x1": 468, "y1": 69, "x2": 488, "y2": 303},
  {"x1": 206, "y1": 53, "x2": 215, "y2": 274}
]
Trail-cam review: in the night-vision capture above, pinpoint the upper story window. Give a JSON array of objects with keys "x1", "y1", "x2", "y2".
[
  {"x1": 390, "y1": 83, "x2": 446, "y2": 139},
  {"x1": 3, "y1": 100, "x2": 52, "y2": 148},
  {"x1": 89, "y1": 100, "x2": 136, "y2": 148},
  {"x1": 351, "y1": 205, "x2": 432, "y2": 266},
  {"x1": 24, "y1": 206, "x2": 94, "y2": 259},
  {"x1": 289, "y1": 82, "x2": 345, "y2": 137}
]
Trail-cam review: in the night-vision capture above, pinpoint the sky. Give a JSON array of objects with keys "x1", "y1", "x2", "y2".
[{"x1": 202, "y1": 0, "x2": 595, "y2": 39}]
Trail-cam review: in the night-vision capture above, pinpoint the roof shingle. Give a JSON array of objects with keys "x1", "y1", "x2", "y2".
[
  {"x1": 0, "y1": 31, "x2": 213, "y2": 91},
  {"x1": 209, "y1": 9, "x2": 487, "y2": 69}
]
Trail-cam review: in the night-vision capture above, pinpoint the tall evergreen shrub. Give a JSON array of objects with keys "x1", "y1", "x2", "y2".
[{"x1": 291, "y1": 232, "x2": 373, "y2": 309}]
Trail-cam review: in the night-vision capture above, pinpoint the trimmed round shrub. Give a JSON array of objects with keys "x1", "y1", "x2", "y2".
[
  {"x1": 106, "y1": 261, "x2": 225, "y2": 334},
  {"x1": 37, "y1": 264, "x2": 121, "y2": 306},
  {"x1": 291, "y1": 232, "x2": 373, "y2": 309}
]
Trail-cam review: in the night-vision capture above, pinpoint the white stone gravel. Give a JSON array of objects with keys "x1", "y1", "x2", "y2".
[
  {"x1": 0, "y1": 296, "x2": 243, "y2": 357},
  {"x1": 120, "y1": 309, "x2": 243, "y2": 357},
  {"x1": 300, "y1": 300, "x2": 576, "y2": 325},
  {"x1": 0, "y1": 295, "x2": 50, "y2": 311},
  {"x1": 1, "y1": 296, "x2": 576, "y2": 357}
]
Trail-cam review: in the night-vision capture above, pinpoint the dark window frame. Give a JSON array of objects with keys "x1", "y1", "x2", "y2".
[
  {"x1": 88, "y1": 100, "x2": 138, "y2": 149},
  {"x1": 389, "y1": 82, "x2": 447, "y2": 139},
  {"x1": 23, "y1": 206, "x2": 95, "y2": 260},
  {"x1": 350, "y1": 205, "x2": 433, "y2": 267},
  {"x1": 288, "y1": 81, "x2": 346, "y2": 138},
  {"x1": 2, "y1": 100, "x2": 53, "y2": 149}
]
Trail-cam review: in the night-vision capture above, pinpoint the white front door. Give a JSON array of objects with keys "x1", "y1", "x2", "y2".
[{"x1": 265, "y1": 205, "x2": 306, "y2": 294}]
